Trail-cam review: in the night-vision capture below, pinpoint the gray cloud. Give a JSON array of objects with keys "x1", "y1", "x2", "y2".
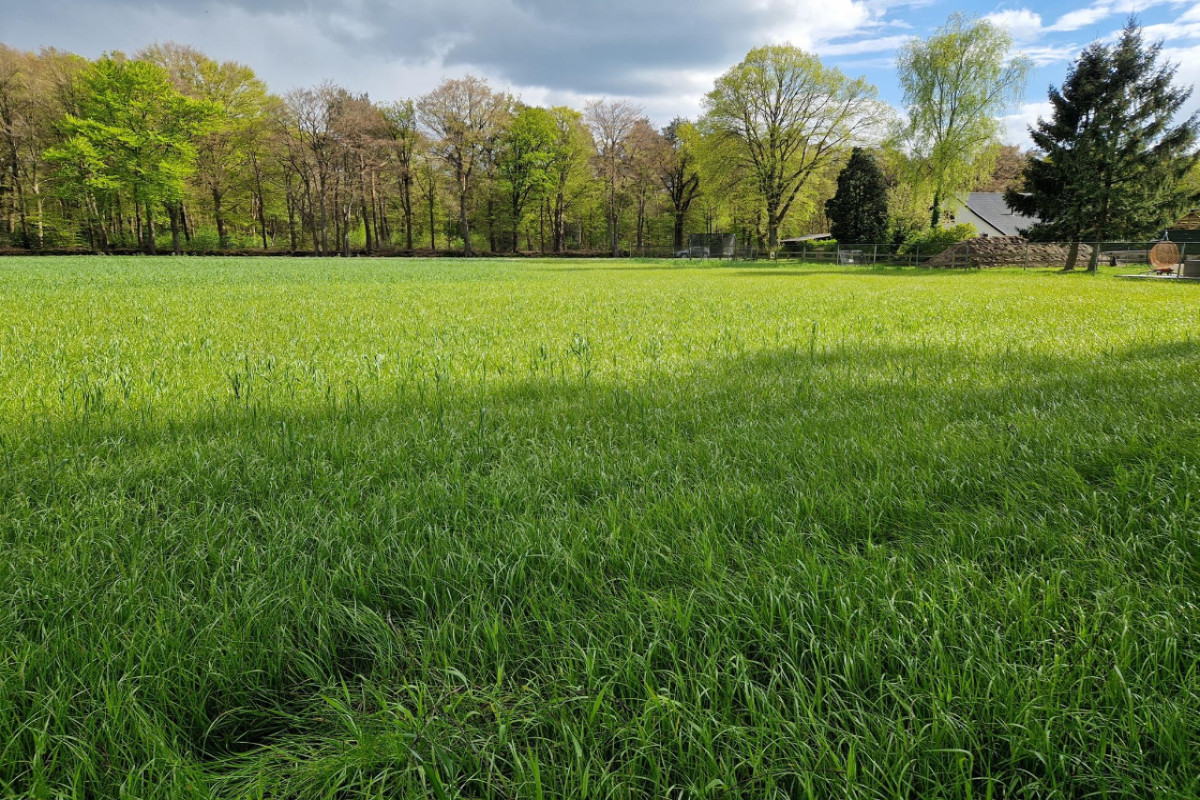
[{"x1": 2, "y1": 0, "x2": 888, "y2": 118}]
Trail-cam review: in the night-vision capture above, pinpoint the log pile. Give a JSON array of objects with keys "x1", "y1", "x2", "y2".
[{"x1": 926, "y1": 236, "x2": 1093, "y2": 269}]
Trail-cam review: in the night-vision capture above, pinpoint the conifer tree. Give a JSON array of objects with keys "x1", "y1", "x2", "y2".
[
  {"x1": 1007, "y1": 20, "x2": 1200, "y2": 270},
  {"x1": 825, "y1": 147, "x2": 889, "y2": 244}
]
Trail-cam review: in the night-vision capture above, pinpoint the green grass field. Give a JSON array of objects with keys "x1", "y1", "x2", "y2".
[{"x1": 2, "y1": 256, "x2": 1199, "y2": 799}]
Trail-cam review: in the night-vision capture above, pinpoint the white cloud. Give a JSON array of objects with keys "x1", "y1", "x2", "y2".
[
  {"x1": 1016, "y1": 45, "x2": 1079, "y2": 66},
  {"x1": 1001, "y1": 101, "x2": 1053, "y2": 146},
  {"x1": 1047, "y1": 6, "x2": 1113, "y2": 32},
  {"x1": 1045, "y1": 0, "x2": 1188, "y2": 32},
  {"x1": 818, "y1": 35, "x2": 911, "y2": 55},
  {"x1": 1141, "y1": 21, "x2": 1200, "y2": 41},
  {"x1": 1161, "y1": 42, "x2": 1200, "y2": 121},
  {"x1": 985, "y1": 9, "x2": 1045, "y2": 41}
]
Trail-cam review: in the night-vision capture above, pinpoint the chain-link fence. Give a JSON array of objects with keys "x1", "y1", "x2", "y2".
[
  {"x1": 771, "y1": 237, "x2": 1200, "y2": 273},
  {"x1": 629, "y1": 241, "x2": 759, "y2": 260}
]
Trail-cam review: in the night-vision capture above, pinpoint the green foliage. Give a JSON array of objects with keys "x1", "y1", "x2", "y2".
[
  {"x1": 661, "y1": 118, "x2": 703, "y2": 249},
  {"x1": 899, "y1": 222, "x2": 977, "y2": 254},
  {"x1": 496, "y1": 105, "x2": 559, "y2": 250},
  {"x1": 140, "y1": 43, "x2": 273, "y2": 249},
  {"x1": 898, "y1": 14, "x2": 1029, "y2": 228},
  {"x1": 48, "y1": 56, "x2": 214, "y2": 205},
  {"x1": 702, "y1": 44, "x2": 882, "y2": 250},
  {"x1": 804, "y1": 237, "x2": 839, "y2": 249},
  {"x1": 1009, "y1": 21, "x2": 1200, "y2": 264},
  {"x1": 825, "y1": 148, "x2": 889, "y2": 243},
  {"x1": 44, "y1": 55, "x2": 216, "y2": 251}
]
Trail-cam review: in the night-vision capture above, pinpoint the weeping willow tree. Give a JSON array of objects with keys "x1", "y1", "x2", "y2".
[{"x1": 897, "y1": 14, "x2": 1029, "y2": 229}]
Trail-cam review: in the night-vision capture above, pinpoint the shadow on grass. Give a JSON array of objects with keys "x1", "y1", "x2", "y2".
[
  {"x1": 2, "y1": 338, "x2": 1199, "y2": 796},
  {"x1": 530, "y1": 261, "x2": 746, "y2": 273},
  {"x1": 726, "y1": 266, "x2": 939, "y2": 278}
]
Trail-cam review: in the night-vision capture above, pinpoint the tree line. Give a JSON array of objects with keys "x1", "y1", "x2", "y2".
[{"x1": 0, "y1": 15, "x2": 1195, "y2": 257}]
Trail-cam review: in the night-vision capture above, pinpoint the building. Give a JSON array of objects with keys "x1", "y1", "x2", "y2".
[
  {"x1": 1165, "y1": 210, "x2": 1200, "y2": 243},
  {"x1": 949, "y1": 192, "x2": 1040, "y2": 237}
]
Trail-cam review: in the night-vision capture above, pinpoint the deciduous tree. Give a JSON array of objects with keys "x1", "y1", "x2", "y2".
[
  {"x1": 496, "y1": 105, "x2": 558, "y2": 252},
  {"x1": 417, "y1": 76, "x2": 510, "y2": 255},
  {"x1": 585, "y1": 98, "x2": 641, "y2": 257},
  {"x1": 383, "y1": 99, "x2": 420, "y2": 250},
  {"x1": 660, "y1": 118, "x2": 702, "y2": 251},
  {"x1": 46, "y1": 55, "x2": 214, "y2": 254},
  {"x1": 702, "y1": 45, "x2": 881, "y2": 253},
  {"x1": 897, "y1": 14, "x2": 1029, "y2": 228},
  {"x1": 547, "y1": 107, "x2": 593, "y2": 253},
  {"x1": 141, "y1": 42, "x2": 270, "y2": 251}
]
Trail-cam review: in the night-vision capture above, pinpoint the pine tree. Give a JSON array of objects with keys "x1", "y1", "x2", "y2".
[
  {"x1": 825, "y1": 148, "x2": 889, "y2": 244},
  {"x1": 1006, "y1": 20, "x2": 1200, "y2": 270}
]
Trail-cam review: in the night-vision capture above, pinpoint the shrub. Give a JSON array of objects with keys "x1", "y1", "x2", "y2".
[{"x1": 899, "y1": 223, "x2": 977, "y2": 256}]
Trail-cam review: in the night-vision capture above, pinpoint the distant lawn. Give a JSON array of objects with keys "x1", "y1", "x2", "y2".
[{"x1": 2, "y1": 257, "x2": 1199, "y2": 798}]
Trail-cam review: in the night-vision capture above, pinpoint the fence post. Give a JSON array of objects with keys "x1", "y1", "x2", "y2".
[
  {"x1": 873, "y1": 243, "x2": 878, "y2": 265},
  {"x1": 1023, "y1": 240, "x2": 1029, "y2": 270},
  {"x1": 802, "y1": 243, "x2": 807, "y2": 263},
  {"x1": 915, "y1": 244, "x2": 920, "y2": 268}
]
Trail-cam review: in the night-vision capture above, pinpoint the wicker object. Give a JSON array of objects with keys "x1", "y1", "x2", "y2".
[{"x1": 1149, "y1": 241, "x2": 1181, "y2": 269}]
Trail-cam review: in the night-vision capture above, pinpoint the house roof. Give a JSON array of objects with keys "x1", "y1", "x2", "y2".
[
  {"x1": 1170, "y1": 210, "x2": 1200, "y2": 231},
  {"x1": 963, "y1": 192, "x2": 1039, "y2": 237},
  {"x1": 781, "y1": 233, "x2": 833, "y2": 242}
]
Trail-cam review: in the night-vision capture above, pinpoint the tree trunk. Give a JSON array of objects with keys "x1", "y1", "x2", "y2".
[
  {"x1": 403, "y1": 174, "x2": 414, "y2": 250},
  {"x1": 1089, "y1": 191, "x2": 1111, "y2": 273},
  {"x1": 362, "y1": 195, "x2": 373, "y2": 255},
  {"x1": 1064, "y1": 241, "x2": 1080, "y2": 271},
  {"x1": 287, "y1": 195, "x2": 297, "y2": 252},
  {"x1": 34, "y1": 179, "x2": 44, "y2": 248},
  {"x1": 144, "y1": 201, "x2": 156, "y2": 255},
  {"x1": 486, "y1": 196, "x2": 497, "y2": 253},
  {"x1": 213, "y1": 187, "x2": 228, "y2": 249},
  {"x1": 512, "y1": 194, "x2": 521, "y2": 254},
  {"x1": 180, "y1": 203, "x2": 192, "y2": 243},
  {"x1": 168, "y1": 202, "x2": 182, "y2": 255},
  {"x1": 85, "y1": 193, "x2": 107, "y2": 252},
  {"x1": 428, "y1": 189, "x2": 436, "y2": 251},
  {"x1": 766, "y1": 200, "x2": 780, "y2": 255},
  {"x1": 358, "y1": 157, "x2": 373, "y2": 255},
  {"x1": 367, "y1": 166, "x2": 380, "y2": 252},
  {"x1": 458, "y1": 176, "x2": 471, "y2": 256},
  {"x1": 608, "y1": 188, "x2": 619, "y2": 257},
  {"x1": 636, "y1": 194, "x2": 645, "y2": 251},
  {"x1": 318, "y1": 176, "x2": 328, "y2": 254},
  {"x1": 673, "y1": 210, "x2": 686, "y2": 251},
  {"x1": 5, "y1": 137, "x2": 29, "y2": 248},
  {"x1": 253, "y1": 162, "x2": 269, "y2": 250},
  {"x1": 930, "y1": 189, "x2": 942, "y2": 229},
  {"x1": 553, "y1": 191, "x2": 565, "y2": 253}
]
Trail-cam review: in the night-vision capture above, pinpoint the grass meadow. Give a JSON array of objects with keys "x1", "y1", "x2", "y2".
[{"x1": 1, "y1": 256, "x2": 1199, "y2": 799}]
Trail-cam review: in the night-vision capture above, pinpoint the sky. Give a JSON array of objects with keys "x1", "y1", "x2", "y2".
[{"x1": 2, "y1": 0, "x2": 1198, "y2": 145}]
